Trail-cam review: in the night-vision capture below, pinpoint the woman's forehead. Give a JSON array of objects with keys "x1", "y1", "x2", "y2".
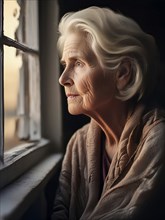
[{"x1": 62, "y1": 33, "x2": 96, "y2": 62}]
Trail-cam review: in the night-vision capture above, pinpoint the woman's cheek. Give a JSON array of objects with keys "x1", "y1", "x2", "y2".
[{"x1": 77, "y1": 77, "x2": 92, "y2": 94}]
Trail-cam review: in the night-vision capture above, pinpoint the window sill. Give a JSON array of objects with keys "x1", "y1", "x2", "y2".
[
  {"x1": 0, "y1": 152, "x2": 62, "y2": 220},
  {"x1": 0, "y1": 138, "x2": 57, "y2": 189}
]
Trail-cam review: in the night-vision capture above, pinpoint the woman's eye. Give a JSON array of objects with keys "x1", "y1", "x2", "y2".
[
  {"x1": 75, "y1": 61, "x2": 84, "y2": 67},
  {"x1": 61, "y1": 63, "x2": 66, "y2": 71}
]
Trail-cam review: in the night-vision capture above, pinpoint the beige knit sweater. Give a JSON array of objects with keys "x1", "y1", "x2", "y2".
[{"x1": 52, "y1": 104, "x2": 165, "y2": 220}]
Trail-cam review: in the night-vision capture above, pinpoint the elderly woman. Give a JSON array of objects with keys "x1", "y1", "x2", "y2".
[{"x1": 52, "y1": 6, "x2": 165, "y2": 220}]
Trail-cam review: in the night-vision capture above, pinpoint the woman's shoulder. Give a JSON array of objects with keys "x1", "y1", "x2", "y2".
[
  {"x1": 140, "y1": 107, "x2": 165, "y2": 146},
  {"x1": 142, "y1": 107, "x2": 165, "y2": 131}
]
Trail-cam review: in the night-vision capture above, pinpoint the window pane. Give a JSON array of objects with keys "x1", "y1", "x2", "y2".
[
  {"x1": 3, "y1": 0, "x2": 40, "y2": 151},
  {"x1": 4, "y1": 0, "x2": 20, "y2": 40},
  {"x1": 4, "y1": 0, "x2": 39, "y2": 50},
  {"x1": 4, "y1": 46, "x2": 25, "y2": 151},
  {"x1": 4, "y1": 45, "x2": 41, "y2": 151}
]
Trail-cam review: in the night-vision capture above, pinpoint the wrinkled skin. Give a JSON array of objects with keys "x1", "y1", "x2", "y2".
[{"x1": 59, "y1": 32, "x2": 116, "y2": 117}]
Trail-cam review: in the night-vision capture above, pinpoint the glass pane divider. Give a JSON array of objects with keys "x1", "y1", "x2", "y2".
[{"x1": 2, "y1": 35, "x2": 39, "y2": 55}]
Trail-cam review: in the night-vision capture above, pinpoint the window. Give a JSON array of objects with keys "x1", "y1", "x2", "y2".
[
  {"x1": 0, "y1": 1, "x2": 62, "y2": 218},
  {"x1": 3, "y1": 0, "x2": 41, "y2": 153},
  {"x1": 0, "y1": 0, "x2": 62, "y2": 187},
  {"x1": 0, "y1": 0, "x2": 41, "y2": 161},
  {"x1": 0, "y1": 0, "x2": 62, "y2": 175}
]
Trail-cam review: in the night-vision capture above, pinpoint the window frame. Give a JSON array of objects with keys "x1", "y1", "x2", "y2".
[
  {"x1": 0, "y1": 1, "x2": 63, "y2": 218},
  {"x1": 0, "y1": 0, "x2": 42, "y2": 165},
  {"x1": 0, "y1": 0, "x2": 62, "y2": 190},
  {"x1": 4, "y1": 0, "x2": 41, "y2": 147}
]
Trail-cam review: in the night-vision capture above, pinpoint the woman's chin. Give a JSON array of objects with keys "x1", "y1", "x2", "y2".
[{"x1": 68, "y1": 107, "x2": 82, "y2": 115}]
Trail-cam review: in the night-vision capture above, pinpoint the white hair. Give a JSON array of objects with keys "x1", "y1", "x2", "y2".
[{"x1": 58, "y1": 6, "x2": 160, "y2": 101}]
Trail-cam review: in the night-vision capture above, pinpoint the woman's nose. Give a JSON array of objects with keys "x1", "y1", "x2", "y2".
[{"x1": 59, "y1": 69, "x2": 74, "y2": 87}]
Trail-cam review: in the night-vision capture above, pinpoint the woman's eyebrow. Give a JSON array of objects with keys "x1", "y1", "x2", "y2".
[{"x1": 61, "y1": 55, "x2": 85, "y2": 64}]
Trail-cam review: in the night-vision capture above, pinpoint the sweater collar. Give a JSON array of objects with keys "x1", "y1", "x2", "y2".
[{"x1": 87, "y1": 103, "x2": 146, "y2": 186}]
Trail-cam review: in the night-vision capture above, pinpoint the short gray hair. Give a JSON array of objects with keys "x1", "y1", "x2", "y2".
[{"x1": 58, "y1": 6, "x2": 160, "y2": 101}]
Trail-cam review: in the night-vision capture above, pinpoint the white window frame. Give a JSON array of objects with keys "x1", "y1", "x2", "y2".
[
  {"x1": 0, "y1": 0, "x2": 42, "y2": 170},
  {"x1": 0, "y1": 1, "x2": 63, "y2": 219},
  {"x1": 0, "y1": 0, "x2": 62, "y2": 188}
]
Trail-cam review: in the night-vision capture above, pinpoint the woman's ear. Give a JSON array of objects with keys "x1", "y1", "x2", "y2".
[{"x1": 116, "y1": 61, "x2": 132, "y2": 91}]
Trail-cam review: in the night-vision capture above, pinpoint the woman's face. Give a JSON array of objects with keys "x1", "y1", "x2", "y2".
[{"x1": 59, "y1": 32, "x2": 116, "y2": 116}]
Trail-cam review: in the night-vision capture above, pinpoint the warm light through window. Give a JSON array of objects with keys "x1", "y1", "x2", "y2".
[{"x1": 4, "y1": 0, "x2": 23, "y2": 150}]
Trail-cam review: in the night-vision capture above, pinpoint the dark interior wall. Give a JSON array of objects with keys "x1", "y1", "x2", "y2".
[
  {"x1": 59, "y1": 0, "x2": 164, "y2": 49},
  {"x1": 58, "y1": 0, "x2": 165, "y2": 149}
]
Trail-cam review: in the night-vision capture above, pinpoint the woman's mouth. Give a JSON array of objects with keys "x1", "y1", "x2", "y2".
[{"x1": 66, "y1": 94, "x2": 79, "y2": 99}]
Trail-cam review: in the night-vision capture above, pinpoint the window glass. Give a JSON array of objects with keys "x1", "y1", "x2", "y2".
[
  {"x1": 3, "y1": 0, "x2": 21, "y2": 151},
  {"x1": 4, "y1": 0, "x2": 20, "y2": 40},
  {"x1": 4, "y1": 0, "x2": 39, "y2": 50},
  {"x1": 4, "y1": 46, "x2": 24, "y2": 151},
  {"x1": 3, "y1": 0, "x2": 40, "y2": 151}
]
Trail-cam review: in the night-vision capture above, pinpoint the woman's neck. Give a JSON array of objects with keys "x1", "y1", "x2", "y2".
[{"x1": 90, "y1": 100, "x2": 132, "y2": 159}]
